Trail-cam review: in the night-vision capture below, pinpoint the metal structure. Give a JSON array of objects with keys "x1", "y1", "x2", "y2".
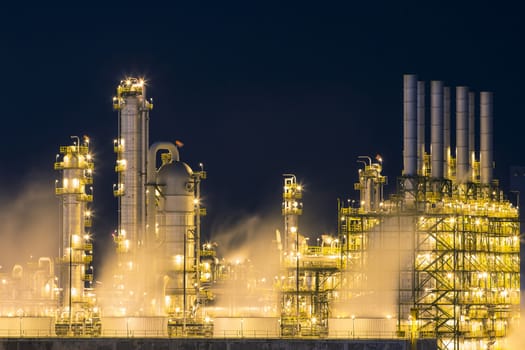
[
  {"x1": 112, "y1": 78, "x2": 152, "y2": 314},
  {"x1": 0, "y1": 75, "x2": 518, "y2": 348},
  {"x1": 112, "y1": 78, "x2": 213, "y2": 335},
  {"x1": 336, "y1": 75, "x2": 520, "y2": 350},
  {"x1": 54, "y1": 136, "x2": 100, "y2": 336},
  {"x1": 278, "y1": 175, "x2": 337, "y2": 337},
  {"x1": 153, "y1": 154, "x2": 211, "y2": 336}
]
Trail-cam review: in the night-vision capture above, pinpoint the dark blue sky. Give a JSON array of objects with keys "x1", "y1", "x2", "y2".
[{"x1": 0, "y1": 3, "x2": 523, "y2": 270}]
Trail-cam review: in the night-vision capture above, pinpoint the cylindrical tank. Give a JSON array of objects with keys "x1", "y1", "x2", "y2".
[{"x1": 156, "y1": 161, "x2": 196, "y2": 314}]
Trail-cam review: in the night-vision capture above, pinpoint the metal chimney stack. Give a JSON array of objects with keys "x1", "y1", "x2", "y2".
[
  {"x1": 456, "y1": 86, "x2": 469, "y2": 184},
  {"x1": 403, "y1": 74, "x2": 417, "y2": 176},
  {"x1": 443, "y1": 87, "x2": 451, "y2": 179},
  {"x1": 468, "y1": 92, "x2": 476, "y2": 181},
  {"x1": 431, "y1": 81, "x2": 444, "y2": 178},
  {"x1": 417, "y1": 81, "x2": 425, "y2": 175},
  {"x1": 480, "y1": 92, "x2": 494, "y2": 185}
]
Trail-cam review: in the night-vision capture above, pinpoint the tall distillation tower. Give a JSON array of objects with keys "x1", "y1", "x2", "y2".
[
  {"x1": 150, "y1": 147, "x2": 210, "y2": 335},
  {"x1": 111, "y1": 78, "x2": 211, "y2": 333},
  {"x1": 54, "y1": 136, "x2": 99, "y2": 335},
  {"x1": 112, "y1": 78, "x2": 152, "y2": 313}
]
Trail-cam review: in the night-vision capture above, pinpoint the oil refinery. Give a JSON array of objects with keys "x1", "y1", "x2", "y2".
[{"x1": 0, "y1": 75, "x2": 520, "y2": 350}]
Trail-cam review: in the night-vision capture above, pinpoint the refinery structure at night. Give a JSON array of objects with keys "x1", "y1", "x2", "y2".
[{"x1": 0, "y1": 75, "x2": 520, "y2": 350}]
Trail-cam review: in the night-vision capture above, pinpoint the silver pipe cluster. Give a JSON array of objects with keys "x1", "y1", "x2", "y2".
[{"x1": 403, "y1": 74, "x2": 494, "y2": 185}]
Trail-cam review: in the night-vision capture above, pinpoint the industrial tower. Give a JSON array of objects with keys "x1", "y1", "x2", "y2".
[
  {"x1": 112, "y1": 78, "x2": 152, "y2": 314},
  {"x1": 54, "y1": 136, "x2": 100, "y2": 335},
  {"x1": 279, "y1": 174, "x2": 338, "y2": 337},
  {"x1": 112, "y1": 78, "x2": 212, "y2": 334}
]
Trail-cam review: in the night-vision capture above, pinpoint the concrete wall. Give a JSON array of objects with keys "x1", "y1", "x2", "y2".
[{"x1": 0, "y1": 338, "x2": 437, "y2": 350}]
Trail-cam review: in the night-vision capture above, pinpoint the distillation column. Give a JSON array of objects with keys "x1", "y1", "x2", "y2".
[
  {"x1": 54, "y1": 136, "x2": 97, "y2": 335},
  {"x1": 112, "y1": 78, "x2": 152, "y2": 312},
  {"x1": 155, "y1": 154, "x2": 210, "y2": 336},
  {"x1": 282, "y1": 174, "x2": 303, "y2": 255}
]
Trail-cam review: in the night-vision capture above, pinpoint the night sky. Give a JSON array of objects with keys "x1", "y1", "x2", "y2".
[{"x1": 0, "y1": 4, "x2": 523, "y2": 276}]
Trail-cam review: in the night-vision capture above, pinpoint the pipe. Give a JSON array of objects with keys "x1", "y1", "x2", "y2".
[
  {"x1": 417, "y1": 81, "x2": 425, "y2": 175},
  {"x1": 443, "y1": 87, "x2": 451, "y2": 179},
  {"x1": 403, "y1": 74, "x2": 417, "y2": 176},
  {"x1": 456, "y1": 86, "x2": 469, "y2": 184},
  {"x1": 468, "y1": 91, "x2": 476, "y2": 181},
  {"x1": 480, "y1": 92, "x2": 494, "y2": 185},
  {"x1": 431, "y1": 81, "x2": 444, "y2": 178}
]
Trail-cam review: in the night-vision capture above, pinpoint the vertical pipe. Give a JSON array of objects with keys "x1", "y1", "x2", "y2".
[
  {"x1": 431, "y1": 81, "x2": 444, "y2": 178},
  {"x1": 468, "y1": 92, "x2": 476, "y2": 181},
  {"x1": 456, "y1": 86, "x2": 469, "y2": 184},
  {"x1": 403, "y1": 74, "x2": 417, "y2": 176},
  {"x1": 443, "y1": 87, "x2": 451, "y2": 179},
  {"x1": 480, "y1": 92, "x2": 494, "y2": 185},
  {"x1": 417, "y1": 81, "x2": 425, "y2": 175}
]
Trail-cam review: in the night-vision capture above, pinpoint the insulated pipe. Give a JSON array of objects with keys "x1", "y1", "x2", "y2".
[
  {"x1": 403, "y1": 74, "x2": 417, "y2": 176},
  {"x1": 431, "y1": 81, "x2": 444, "y2": 178},
  {"x1": 468, "y1": 92, "x2": 476, "y2": 180},
  {"x1": 480, "y1": 92, "x2": 494, "y2": 185},
  {"x1": 443, "y1": 87, "x2": 451, "y2": 179},
  {"x1": 417, "y1": 81, "x2": 425, "y2": 175},
  {"x1": 456, "y1": 86, "x2": 469, "y2": 184}
]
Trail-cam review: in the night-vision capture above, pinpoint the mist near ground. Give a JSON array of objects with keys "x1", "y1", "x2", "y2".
[
  {"x1": 337, "y1": 217, "x2": 413, "y2": 319},
  {"x1": 210, "y1": 213, "x2": 281, "y2": 317},
  {"x1": 0, "y1": 173, "x2": 59, "y2": 272}
]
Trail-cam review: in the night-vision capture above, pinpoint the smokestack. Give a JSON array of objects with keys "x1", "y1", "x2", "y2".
[
  {"x1": 403, "y1": 74, "x2": 417, "y2": 176},
  {"x1": 443, "y1": 87, "x2": 451, "y2": 179},
  {"x1": 468, "y1": 92, "x2": 476, "y2": 181},
  {"x1": 431, "y1": 81, "x2": 444, "y2": 178},
  {"x1": 456, "y1": 86, "x2": 469, "y2": 184},
  {"x1": 417, "y1": 81, "x2": 425, "y2": 175},
  {"x1": 480, "y1": 92, "x2": 494, "y2": 185}
]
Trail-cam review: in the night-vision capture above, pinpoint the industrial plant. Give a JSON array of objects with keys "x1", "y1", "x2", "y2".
[{"x1": 0, "y1": 75, "x2": 520, "y2": 350}]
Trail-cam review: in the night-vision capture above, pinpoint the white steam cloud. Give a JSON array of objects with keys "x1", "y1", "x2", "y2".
[{"x1": 0, "y1": 176, "x2": 59, "y2": 271}]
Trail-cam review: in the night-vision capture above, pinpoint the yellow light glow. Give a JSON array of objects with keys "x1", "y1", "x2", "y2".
[
  {"x1": 72, "y1": 234, "x2": 81, "y2": 246},
  {"x1": 72, "y1": 178, "x2": 79, "y2": 189}
]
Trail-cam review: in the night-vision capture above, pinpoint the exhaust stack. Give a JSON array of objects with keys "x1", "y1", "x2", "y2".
[
  {"x1": 431, "y1": 81, "x2": 444, "y2": 179},
  {"x1": 403, "y1": 74, "x2": 417, "y2": 176},
  {"x1": 456, "y1": 86, "x2": 469, "y2": 184},
  {"x1": 417, "y1": 81, "x2": 426, "y2": 175},
  {"x1": 443, "y1": 87, "x2": 451, "y2": 179},
  {"x1": 480, "y1": 92, "x2": 494, "y2": 185},
  {"x1": 468, "y1": 92, "x2": 476, "y2": 181}
]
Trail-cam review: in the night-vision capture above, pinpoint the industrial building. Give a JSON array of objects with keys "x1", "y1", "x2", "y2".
[{"x1": 0, "y1": 75, "x2": 519, "y2": 350}]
